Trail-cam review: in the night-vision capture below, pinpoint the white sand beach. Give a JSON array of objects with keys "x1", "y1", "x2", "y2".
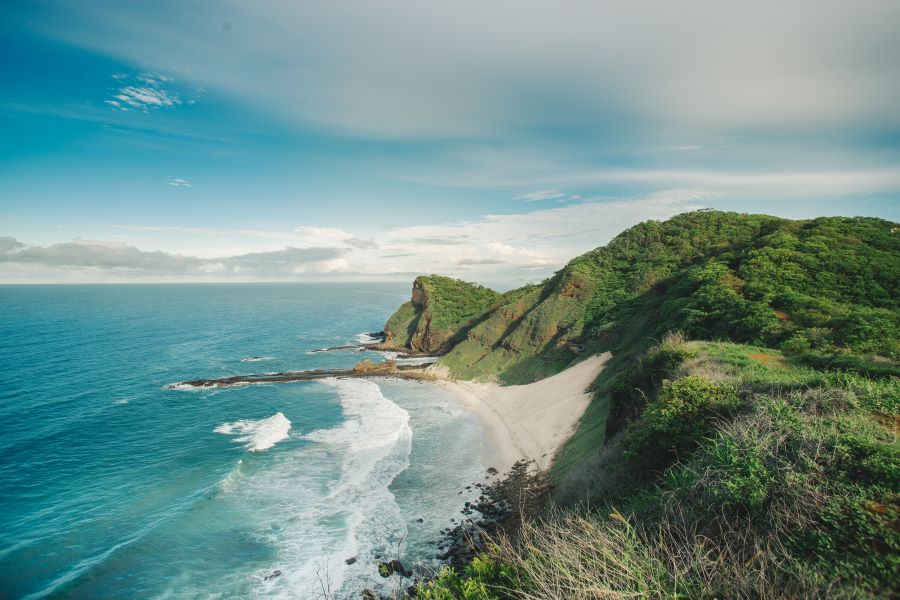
[{"x1": 435, "y1": 353, "x2": 611, "y2": 474}]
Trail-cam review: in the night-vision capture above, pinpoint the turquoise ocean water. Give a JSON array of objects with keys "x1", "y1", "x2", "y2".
[{"x1": 0, "y1": 284, "x2": 485, "y2": 598}]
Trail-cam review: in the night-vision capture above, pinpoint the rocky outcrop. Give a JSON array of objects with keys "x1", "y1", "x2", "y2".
[
  {"x1": 377, "y1": 559, "x2": 410, "y2": 577},
  {"x1": 380, "y1": 275, "x2": 500, "y2": 354}
]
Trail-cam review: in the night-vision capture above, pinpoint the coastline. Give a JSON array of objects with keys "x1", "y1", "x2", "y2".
[
  {"x1": 166, "y1": 347, "x2": 609, "y2": 476},
  {"x1": 433, "y1": 353, "x2": 611, "y2": 474}
]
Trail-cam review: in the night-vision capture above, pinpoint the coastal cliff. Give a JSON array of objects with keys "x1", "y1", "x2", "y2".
[
  {"x1": 383, "y1": 210, "x2": 899, "y2": 384},
  {"x1": 379, "y1": 274, "x2": 499, "y2": 353},
  {"x1": 387, "y1": 210, "x2": 899, "y2": 598}
]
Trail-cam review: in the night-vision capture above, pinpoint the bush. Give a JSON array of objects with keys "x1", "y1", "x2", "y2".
[
  {"x1": 416, "y1": 553, "x2": 519, "y2": 600},
  {"x1": 624, "y1": 375, "x2": 740, "y2": 467}
]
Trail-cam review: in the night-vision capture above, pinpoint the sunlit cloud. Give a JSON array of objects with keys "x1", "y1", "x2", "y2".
[
  {"x1": 513, "y1": 190, "x2": 566, "y2": 202},
  {"x1": 2, "y1": 192, "x2": 704, "y2": 283},
  {"x1": 105, "y1": 72, "x2": 182, "y2": 112},
  {"x1": 0, "y1": 237, "x2": 347, "y2": 281}
]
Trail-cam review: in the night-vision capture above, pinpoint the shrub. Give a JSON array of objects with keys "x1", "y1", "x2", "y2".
[
  {"x1": 624, "y1": 375, "x2": 740, "y2": 467},
  {"x1": 416, "y1": 553, "x2": 519, "y2": 600}
]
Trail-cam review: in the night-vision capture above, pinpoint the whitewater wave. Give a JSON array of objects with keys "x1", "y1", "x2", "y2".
[
  {"x1": 355, "y1": 332, "x2": 384, "y2": 345},
  {"x1": 250, "y1": 378, "x2": 412, "y2": 598},
  {"x1": 240, "y1": 356, "x2": 273, "y2": 362},
  {"x1": 215, "y1": 413, "x2": 292, "y2": 451},
  {"x1": 163, "y1": 382, "x2": 204, "y2": 391}
]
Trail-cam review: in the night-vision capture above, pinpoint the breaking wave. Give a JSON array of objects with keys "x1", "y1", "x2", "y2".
[{"x1": 214, "y1": 412, "x2": 292, "y2": 452}]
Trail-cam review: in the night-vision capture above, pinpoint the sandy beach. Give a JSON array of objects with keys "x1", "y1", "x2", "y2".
[{"x1": 435, "y1": 353, "x2": 611, "y2": 474}]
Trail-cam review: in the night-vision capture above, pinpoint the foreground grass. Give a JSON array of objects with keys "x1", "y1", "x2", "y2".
[{"x1": 419, "y1": 336, "x2": 899, "y2": 599}]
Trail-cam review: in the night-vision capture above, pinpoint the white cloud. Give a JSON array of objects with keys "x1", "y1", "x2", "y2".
[
  {"x1": 41, "y1": 1, "x2": 900, "y2": 138},
  {"x1": 0, "y1": 237, "x2": 347, "y2": 281},
  {"x1": 166, "y1": 178, "x2": 193, "y2": 187},
  {"x1": 294, "y1": 226, "x2": 353, "y2": 240},
  {"x1": 105, "y1": 72, "x2": 182, "y2": 112},
  {"x1": 513, "y1": 190, "x2": 566, "y2": 202},
  {"x1": 3, "y1": 192, "x2": 704, "y2": 283},
  {"x1": 0, "y1": 237, "x2": 25, "y2": 254},
  {"x1": 293, "y1": 226, "x2": 378, "y2": 250},
  {"x1": 406, "y1": 162, "x2": 900, "y2": 198},
  {"x1": 372, "y1": 190, "x2": 706, "y2": 280}
]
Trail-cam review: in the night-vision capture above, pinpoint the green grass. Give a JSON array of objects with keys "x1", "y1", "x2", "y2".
[
  {"x1": 427, "y1": 337, "x2": 900, "y2": 598},
  {"x1": 381, "y1": 275, "x2": 499, "y2": 353},
  {"x1": 380, "y1": 211, "x2": 899, "y2": 598},
  {"x1": 417, "y1": 275, "x2": 500, "y2": 332},
  {"x1": 383, "y1": 300, "x2": 418, "y2": 348},
  {"x1": 384, "y1": 212, "x2": 898, "y2": 385}
]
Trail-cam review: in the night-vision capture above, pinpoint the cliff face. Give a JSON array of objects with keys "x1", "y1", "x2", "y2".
[
  {"x1": 381, "y1": 275, "x2": 500, "y2": 354},
  {"x1": 385, "y1": 211, "x2": 899, "y2": 383}
]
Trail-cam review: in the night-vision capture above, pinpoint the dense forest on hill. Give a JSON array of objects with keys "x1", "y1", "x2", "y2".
[
  {"x1": 383, "y1": 211, "x2": 897, "y2": 385},
  {"x1": 378, "y1": 211, "x2": 899, "y2": 599}
]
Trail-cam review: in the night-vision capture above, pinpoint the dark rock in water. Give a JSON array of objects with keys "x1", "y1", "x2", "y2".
[
  {"x1": 433, "y1": 460, "x2": 549, "y2": 572},
  {"x1": 416, "y1": 517, "x2": 424, "y2": 523},
  {"x1": 264, "y1": 570, "x2": 282, "y2": 581},
  {"x1": 345, "y1": 556, "x2": 357, "y2": 565},
  {"x1": 378, "y1": 559, "x2": 410, "y2": 577},
  {"x1": 362, "y1": 588, "x2": 378, "y2": 600},
  {"x1": 487, "y1": 467, "x2": 498, "y2": 475}
]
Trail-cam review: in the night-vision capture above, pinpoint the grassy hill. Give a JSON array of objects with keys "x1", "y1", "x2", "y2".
[
  {"x1": 384, "y1": 211, "x2": 898, "y2": 381},
  {"x1": 379, "y1": 210, "x2": 899, "y2": 598},
  {"x1": 421, "y1": 336, "x2": 898, "y2": 598},
  {"x1": 381, "y1": 274, "x2": 500, "y2": 353}
]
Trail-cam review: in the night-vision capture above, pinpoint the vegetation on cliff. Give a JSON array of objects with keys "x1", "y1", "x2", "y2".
[
  {"x1": 420, "y1": 336, "x2": 899, "y2": 598},
  {"x1": 378, "y1": 210, "x2": 899, "y2": 598},
  {"x1": 383, "y1": 211, "x2": 898, "y2": 384},
  {"x1": 381, "y1": 275, "x2": 499, "y2": 353}
]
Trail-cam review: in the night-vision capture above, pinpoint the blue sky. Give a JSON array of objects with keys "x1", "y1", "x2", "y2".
[{"x1": 1, "y1": 0, "x2": 898, "y2": 284}]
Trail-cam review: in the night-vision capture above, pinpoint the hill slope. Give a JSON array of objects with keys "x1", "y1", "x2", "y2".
[
  {"x1": 380, "y1": 274, "x2": 500, "y2": 353},
  {"x1": 383, "y1": 211, "x2": 899, "y2": 382},
  {"x1": 420, "y1": 336, "x2": 899, "y2": 598},
  {"x1": 378, "y1": 210, "x2": 899, "y2": 598}
]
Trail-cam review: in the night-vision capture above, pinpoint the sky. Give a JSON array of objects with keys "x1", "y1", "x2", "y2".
[{"x1": 1, "y1": 0, "x2": 898, "y2": 285}]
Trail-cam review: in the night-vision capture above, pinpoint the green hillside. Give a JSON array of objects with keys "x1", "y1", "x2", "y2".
[
  {"x1": 384, "y1": 211, "x2": 898, "y2": 382},
  {"x1": 380, "y1": 211, "x2": 900, "y2": 598},
  {"x1": 421, "y1": 336, "x2": 899, "y2": 598},
  {"x1": 381, "y1": 274, "x2": 500, "y2": 353}
]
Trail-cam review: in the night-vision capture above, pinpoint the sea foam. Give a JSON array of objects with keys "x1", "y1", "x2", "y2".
[
  {"x1": 355, "y1": 332, "x2": 383, "y2": 345},
  {"x1": 215, "y1": 412, "x2": 291, "y2": 451},
  {"x1": 254, "y1": 378, "x2": 413, "y2": 597},
  {"x1": 240, "y1": 356, "x2": 273, "y2": 362}
]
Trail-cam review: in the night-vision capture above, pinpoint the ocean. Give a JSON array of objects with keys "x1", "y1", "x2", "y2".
[{"x1": 0, "y1": 283, "x2": 486, "y2": 599}]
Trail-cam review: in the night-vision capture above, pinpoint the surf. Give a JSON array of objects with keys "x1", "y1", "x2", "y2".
[{"x1": 215, "y1": 412, "x2": 292, "y2": 452}]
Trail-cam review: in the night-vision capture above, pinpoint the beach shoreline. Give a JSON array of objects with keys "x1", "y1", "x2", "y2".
[{"x1": 433, "y1": 353, "x2": 611, "y2": 474}]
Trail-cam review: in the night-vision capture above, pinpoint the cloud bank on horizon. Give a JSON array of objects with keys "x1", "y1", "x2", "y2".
[
  {"x1": 0, "y1": 193, "x2": 703, "y2": 284},
  {"x1": 0, "y1": 0, "x2": 898, "y2": 283}
]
